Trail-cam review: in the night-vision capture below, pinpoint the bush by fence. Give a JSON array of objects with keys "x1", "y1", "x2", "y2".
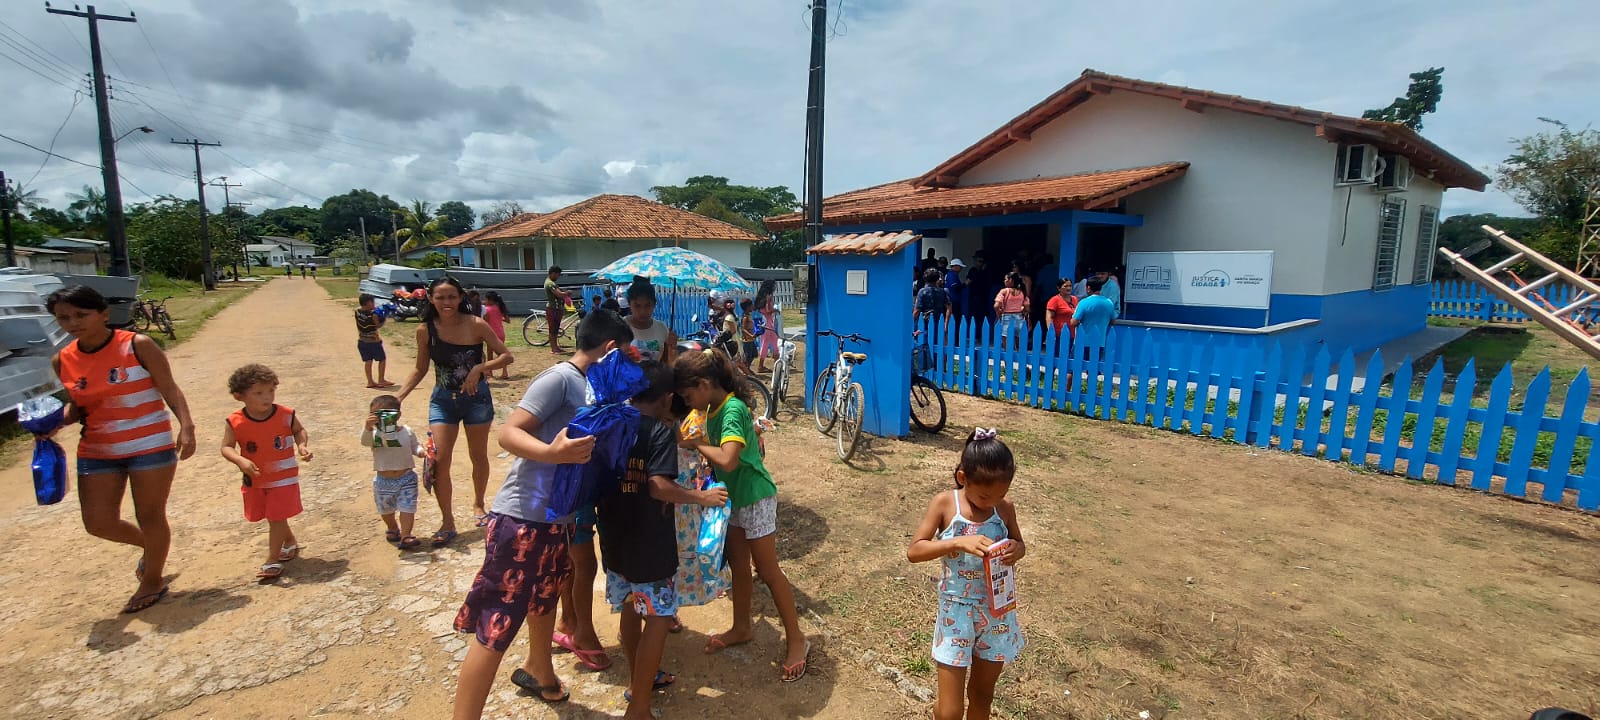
[{"x1": 914, "y1": 314, "x2": 1600, "y2": 513}]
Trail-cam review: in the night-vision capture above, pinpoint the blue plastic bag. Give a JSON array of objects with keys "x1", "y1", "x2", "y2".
[
  {"x1": 18, "y1": 397, "x2": 67, "y2": 506},
  {"x1": 545, "y1": 349, "x2": 650, "y2": 522}
]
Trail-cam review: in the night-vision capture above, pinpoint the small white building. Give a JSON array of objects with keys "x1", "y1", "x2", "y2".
[
  {"x1": 244, "y1": 242, "x2": 291, "y2": 268},
  {"x1": 13, "y1": 247, "x2": 96, "y2": 275},
  {"x1": 769, "y1": 69, "x2": 1488, "y2": 358},
  {"x1": 259, "y1": 235, "x2": 317, "y2": 261},
  {"x1": 438, "y1": 194, "x2": 763, "y2": 270}
]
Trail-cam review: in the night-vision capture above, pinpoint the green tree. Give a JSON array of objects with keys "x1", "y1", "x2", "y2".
[
  {"x1": 435, "y1": 200, "x2": 475, "y2": 237},
  {"x1": 1494, "y1": 120, "x2": 1600, "y2": 270},
  {"x1": 397, "y1": 199, "x2": 445, "y2": 250},
  {"x1": 653, "y1": 176, "x2": 802, "y2": 268},
  {"x1": 29, "y1": 206, "x2": 75, "y2": 234},
  {"x1": 67, "y1": 185, "x2": 107, "y2": 239},
  {"x1": 321, "y1": 189, "x2": 401, "y2": 249},
  {"x1": 248, "y1": 205, "x2": 324, "y2": 242},
  {"x1": 5, "y1": 180, "x2": 43, "y2": 219},
  {"x1": 128, "y1": 196, "x2": 240, "y2": 280},
  {"x1": 1362, "y1": 67, "x2": 1445, "y2": 131},
  {"x1": 1434, "y1": 213, "x2": 1541, "y2": 278}
]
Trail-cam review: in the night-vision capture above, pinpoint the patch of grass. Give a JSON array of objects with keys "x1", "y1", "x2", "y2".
[{"x1": 903, "y1": 656, "x2": 931, "y2": 675}]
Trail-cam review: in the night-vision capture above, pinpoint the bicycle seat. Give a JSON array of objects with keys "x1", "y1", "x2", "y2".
[{"x1": 842, "y1": 352, "x2": 868, "y2": 363}]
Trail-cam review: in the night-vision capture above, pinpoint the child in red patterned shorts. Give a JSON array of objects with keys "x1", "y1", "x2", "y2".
[{"x1": 220, "y1": 364, "x2": 312, "y2": 581}]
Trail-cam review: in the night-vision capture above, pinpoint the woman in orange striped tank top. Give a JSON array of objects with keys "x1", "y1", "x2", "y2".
[{"x1": 49, "y1": 286, "x2": 196, "y2": 614}]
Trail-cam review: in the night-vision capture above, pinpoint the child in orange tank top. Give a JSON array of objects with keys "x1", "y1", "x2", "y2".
[{"x1": 220, "y1": 364, "x2": 313, "y2": 580}]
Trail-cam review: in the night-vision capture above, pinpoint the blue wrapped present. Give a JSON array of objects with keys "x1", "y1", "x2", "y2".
[{"x1": 545, "y1": 348, "x2": 649, "y2": 522}]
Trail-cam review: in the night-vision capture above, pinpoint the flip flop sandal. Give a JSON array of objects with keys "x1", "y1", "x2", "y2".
[
  {"x1": 509, "y1": 668, "x2": 569, "y2": 704},
  {"x1": 384, "y1": 530, "x2": 401, "y2": 543},
  {"x1": 623, "y1": 670, "x2": 677, "y2": 702},
  {"x1": 135, "y1": 558, "x2": 145, "y2": 581},
  {"x1": 668, "y1": 616, "x2": 685, "y2": 634},
  {"x1": 781, "y1": 641, "x2": 812, "y2": 683},
  {"x1": 430, "y1": 530, "x2": 458, "y2": 548},
  {"x1": 122, "y1": 585, "x2": 168, "y2": 614},
  {"x1": 256, "y1": 563, "x2": 284, "y2": 580},
  {"x1": 474, "y1": 514, "x2": 491, "y2": 528},
  {"x1": 551, "y1": 633, "x2": 612, "y2": 670},
  {"x1": 398, "y1": 536, "x2": 421, "y2": 549},
  {"x1": 279, "y1": 544, "x2": 301, "y2": 561}
]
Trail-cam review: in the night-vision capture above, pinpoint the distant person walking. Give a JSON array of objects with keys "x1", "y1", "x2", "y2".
[
  {"x1": 544, "y1": 266, "x2": 572, "y2": 354},
  {"x1": 47, "y1": 285, "x2": 198, "y2": 614}
]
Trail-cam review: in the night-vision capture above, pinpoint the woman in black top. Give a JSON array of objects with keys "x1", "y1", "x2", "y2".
[{"x1": 395, "y1": 277, "x2": 514, "y2": 546}]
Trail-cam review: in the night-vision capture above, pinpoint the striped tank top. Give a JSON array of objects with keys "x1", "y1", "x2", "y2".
[
  {"x1": 227, "y1": 404, "x2": 300, "y2": 488},
  {"x1": 57, "y1": 329, "x2": 175, "y2": 459}
]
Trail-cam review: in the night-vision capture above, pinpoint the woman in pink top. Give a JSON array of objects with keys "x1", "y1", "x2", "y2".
[
  {"x1": 482, "y1": 291, "x2": 511, "y2": 379},
  {"x1": 993, "y1": 272, "x2": 1030, "y2": 350}
]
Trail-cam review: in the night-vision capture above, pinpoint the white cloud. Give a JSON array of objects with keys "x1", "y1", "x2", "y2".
[{"x1": 0, "y1": 0, "x2": 1595, "y2": 226}]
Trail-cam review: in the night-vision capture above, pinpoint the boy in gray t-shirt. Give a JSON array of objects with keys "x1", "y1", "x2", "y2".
[{"x1": 451, "y1": 310, "x2": 634, "y2": 715}]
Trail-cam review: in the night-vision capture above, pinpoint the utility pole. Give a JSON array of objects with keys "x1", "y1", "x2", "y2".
[
  {"x1": 358, "y1": 215, "x2": 369, "y2": 268},
  {"x1": 390, "y1": 211, "x2": 399, "y2": 264},
  {"x1": 47, "y1": 3, "x2": 137, "y2": 277},
  {"x1": 172, "y1": 138, "x2": 221, "y2": 290},
  {"x1": 1, "y1": 171, "x2": 15, "y2": 267},
  {"x1": 209, "y1": 177, "x2": 245, "y2": 279},
  {"x1": 801, "y1": 0, "x2": 828, "y2": 253}
]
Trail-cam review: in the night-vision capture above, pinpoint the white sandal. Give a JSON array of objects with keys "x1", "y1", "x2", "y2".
[{"x1": 279, "y1": 543, "x2": 300, "y2": 561}]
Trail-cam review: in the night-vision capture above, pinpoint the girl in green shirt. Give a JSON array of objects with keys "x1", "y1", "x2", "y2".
[{"x1": 674, "y1": 349, "x2": 811, "y2": 682}]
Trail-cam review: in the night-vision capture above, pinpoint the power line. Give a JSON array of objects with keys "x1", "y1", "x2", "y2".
[
  {"x1": 0, "y1": 17, "x2": 81, "y2": 75},
  {"x1": 28, "y1": 90, "x2": 85, "y2": 185},
  {"x1": 0, "y1": 130, "x2": 100, "y2": 169},
  {"x1": 133, "y1": 21, "x2": 206, "y2": 136},
  {"x1": 0, "y1": 45, "x2": 77, "y2": 89},
  {"x1": 0, "y1": 27, "x2": 79, "y2": 82}
]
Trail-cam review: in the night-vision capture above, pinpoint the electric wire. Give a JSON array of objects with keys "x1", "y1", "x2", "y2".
[
  {"x1": 28, "y1": 91, "x2": 85, "y2": 185},
  {"x1": 0, "y1": 131, "x2": 101, "y2": 170}
]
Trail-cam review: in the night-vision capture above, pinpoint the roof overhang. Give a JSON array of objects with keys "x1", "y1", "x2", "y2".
[{"x1": 766, "y1": 162, "x2": 1187, "y2": 232}]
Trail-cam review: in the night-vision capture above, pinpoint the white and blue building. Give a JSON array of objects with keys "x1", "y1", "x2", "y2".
[{"x1": 771, "y1": 69, "x2": 1488, "y2": 370}]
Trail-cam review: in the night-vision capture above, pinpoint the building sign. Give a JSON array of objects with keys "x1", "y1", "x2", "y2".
[{"x1": 1124, "y1": 251, "x2": 1273, "y2": 309}]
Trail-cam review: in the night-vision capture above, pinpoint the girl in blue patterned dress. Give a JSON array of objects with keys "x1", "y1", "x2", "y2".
[{"x1": 906, "y1": 428, "x2": 1026, "y2": 720}]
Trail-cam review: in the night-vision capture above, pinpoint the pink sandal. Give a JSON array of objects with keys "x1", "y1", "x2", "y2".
[{"x1": 551, "y1": 631, "x2": 612, "y2": 671}]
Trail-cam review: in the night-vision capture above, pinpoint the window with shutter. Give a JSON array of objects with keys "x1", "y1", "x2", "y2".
[
  {"x1": 1412, "y1": 205, "x2": 1440, "y2": 284},
  {"x1": 1373, "y1": 198, "x2": 1406, "y2": 291}
]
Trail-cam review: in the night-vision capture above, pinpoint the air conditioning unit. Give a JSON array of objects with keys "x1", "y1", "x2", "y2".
[
  {"x1": 1335, "y1": 143, "x2": 1382, "y2": 184},
  {"x1": 1373, "y1": 154, "x2": 1413, "y2": 192}
]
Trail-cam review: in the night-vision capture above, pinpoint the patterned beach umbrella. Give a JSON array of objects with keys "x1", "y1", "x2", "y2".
[{"x1": 591, "y1": 246, "x2": 752, "y2": 294}]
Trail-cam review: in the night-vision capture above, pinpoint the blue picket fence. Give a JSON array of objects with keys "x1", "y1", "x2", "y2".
[
  {"x1": 914, "y1": 314, "x2": 1600, "y2": 513},
  {"x1": 1429, "y1": 279, "x2": 1600, "y2": 323}
]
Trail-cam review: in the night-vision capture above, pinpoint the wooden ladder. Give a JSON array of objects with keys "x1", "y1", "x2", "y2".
[{"x1": 1436, "y1": 225, "x2": 1600, "y2": 361}]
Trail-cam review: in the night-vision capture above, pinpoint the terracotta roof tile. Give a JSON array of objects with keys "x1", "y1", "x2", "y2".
[
  {"x1": 437, "y1": 213, "x2": 543, "y2": 247},
  {"x1": 767, "y1": 163, "x2": 1187, "y2": 232},
  {"x1": 448, "y1": 195, "x2": 764, "y2": 245},
  {"x1": 806, "y1": 230, "x2": 922, "y2": 256},
  {"x1": 916, "y1": 69, "x2": 1488, "y2": 191}
]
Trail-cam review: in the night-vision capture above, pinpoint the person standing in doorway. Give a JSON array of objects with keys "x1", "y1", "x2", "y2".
[
  {"x1": 965, "y1": 254, "x2": 994, "y2": 324},
  {"x1": 1070, "y1": 277, "x2": 1115, "y2": 365},
  {"x1": 943, "y1": 259, "x2": 967, "y2": 319},
  {"x1": 1097, "y1": 269, "x2": 1122, "y2": 319},
  {"x1": 1032, "y1": 254, "x2": 1058, "y2": 328}
]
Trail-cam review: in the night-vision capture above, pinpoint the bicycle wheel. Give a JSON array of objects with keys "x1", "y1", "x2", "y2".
[
  {"x1": 154, "y1": 309, "x2": 176, "y2": 339},
  {"x1": 837, "y1": 382, "x2": 864, "y2": 461},
  {"x1": 134, "y1": 306, "x2": 152, "y2": 332},
  {"x1": 742, "y1": 374, "x2": 774, "y2": 422},
  {"x1": 769, "y1": 357, "x2": 788, "y2": 405},
  {"x1": 813, "y1": 364, "x2": 837, "y2": 434},
  {"x1": 910, "y1": 375, "x2": 947, "y2": 433},
  {"x1": 523, "y1": 313, "x2": 549, "y2": 347}
]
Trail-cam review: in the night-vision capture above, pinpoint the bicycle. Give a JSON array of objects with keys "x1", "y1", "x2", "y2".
[
  {"x1": 910, "y1": 330, "x2": 946, "y2": 432},
  {"x1": 812, "y1": 330, "x2": 869, "y2": 461},
  {"x1": 680, "y1": 315, "x2": 775, "y2": 421},
  {"x1": 768, "y1": 329, "x2": 801, "y2": 412},
  {"x1": 131, "y1": 295, "x2": 176, "y2": 339},
  {"x1": 522, "y1": 297, "x2": 585, "y2": 347}
]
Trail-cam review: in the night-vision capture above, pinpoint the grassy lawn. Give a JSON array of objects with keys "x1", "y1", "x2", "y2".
[
  {"x1": 0, "y1": 274, "x2": 263, "y2": 468},
  {"x1": 1426, "y1": 318, "x2": 1598, "y2": 407}
]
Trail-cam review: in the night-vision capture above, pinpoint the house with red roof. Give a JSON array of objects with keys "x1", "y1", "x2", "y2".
[
  {"x1": 437, "y1": 194, "x2": 765, "y2": 270},
  {"x1": 769, "y1": 69, "x2": 1487, "y2": 358}
]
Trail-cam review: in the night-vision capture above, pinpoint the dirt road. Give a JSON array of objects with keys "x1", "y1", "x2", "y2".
[{"x1": 0, "y1": 277, "x2": 901, "y2": 719}]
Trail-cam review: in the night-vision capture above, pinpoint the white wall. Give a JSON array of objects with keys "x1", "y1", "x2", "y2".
[
  {"x1": 948, "y1": 227, "x2": 983, "y2": 264},
  {"x1": 684, "y1": 240, "x2": 752, "y2": 269},
  {"x1": 1322, "y1": 175, "x2": 1445, "y2": 294},
  {"x1": 962, "y1": 91, "x2": 1339, "y2": 295}
]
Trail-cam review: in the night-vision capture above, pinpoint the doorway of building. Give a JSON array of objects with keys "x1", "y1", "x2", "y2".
[{"x1": 1075, "y1": 224, "x2": 1125, "y2": 280}]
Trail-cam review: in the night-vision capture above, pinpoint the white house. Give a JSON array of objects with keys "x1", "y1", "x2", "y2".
[
  {"x1": 245, "y1": 242, "x2": 291, "y2": 267},
  {"x1": 259, "y1": 235, "x2": 317, "y2": 261},
  {"x1": 768, "y1": 69, "x2": 1488, "y2": 358},
  {"x1": 13, "y1": 247, "x2": 96, "y2": 275},
  {"x1": 438, "y1": 194, "x2": 763, "y2": 270}
]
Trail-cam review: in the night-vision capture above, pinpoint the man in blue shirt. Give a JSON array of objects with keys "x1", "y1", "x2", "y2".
[
  {"x1": 1070, "y1": 277, "x2": 1115, "y2": 362},
  {"x1": 1096, "y1": 269, "x2": 1122, "y2": 319},
  {"x1": 943, "y1": 258, "x2": 967, "y2": 318}
]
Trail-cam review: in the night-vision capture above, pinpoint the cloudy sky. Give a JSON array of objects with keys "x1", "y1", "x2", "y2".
[{"x1": 2, "y1": 0, "x2": 1596, "y2": 222}]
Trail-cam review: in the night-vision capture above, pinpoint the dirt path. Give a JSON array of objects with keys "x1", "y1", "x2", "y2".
[{"x1": 0, "y1": 277, "x2": 900, "y2": 719}]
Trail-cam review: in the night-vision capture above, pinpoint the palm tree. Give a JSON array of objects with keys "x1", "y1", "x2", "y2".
[
  {"x1": 67, "y1": 185, "x2": 107, "y2": 238},
  {"x1": 4, "y1": 180, "x2": 43, "y2": 219},
  {"x1": 396, "y1": 199, "x2": 444, "y2": 251}
]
